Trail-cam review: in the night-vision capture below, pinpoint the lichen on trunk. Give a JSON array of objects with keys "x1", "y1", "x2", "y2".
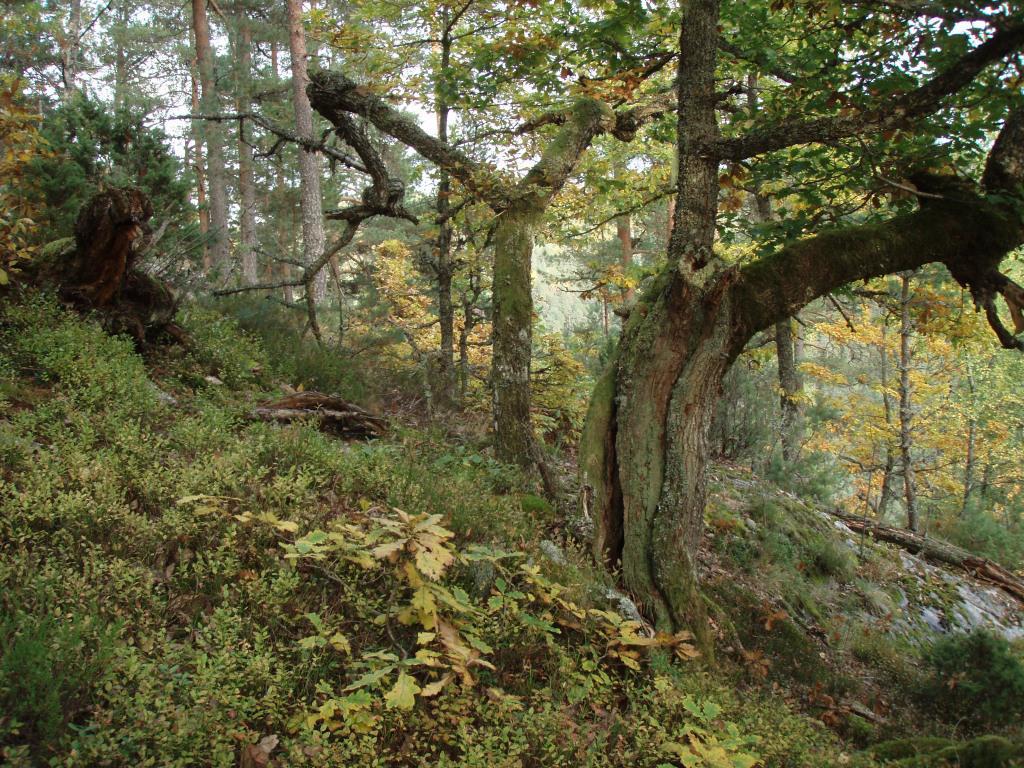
[{"x1": 491, "y1": 203, "x2": 539, "y2": 466}]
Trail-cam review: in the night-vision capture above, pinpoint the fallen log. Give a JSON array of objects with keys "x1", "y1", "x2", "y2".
[
  {"x1": 830, "y1": 510, "x2": 1024, "y2": 605},
  {"x1": 252, "y1": 391, "x2": 386, "y2": 439}
]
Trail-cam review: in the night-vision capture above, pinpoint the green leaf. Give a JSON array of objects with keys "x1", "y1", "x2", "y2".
[{"x1": 384, "y1": 671, "x2": 420, "y2": 710}]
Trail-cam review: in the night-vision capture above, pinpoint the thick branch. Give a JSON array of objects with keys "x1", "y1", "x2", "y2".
[
  {"x1": 716, "y1": 23, "x2": 1024, "y2": 161},
  {"x1": 732, "y1": 191, "x2": 1023, "y2": 341},
  {"x1": 307, "y1": 70, "x2": 499, "y2": 203}
]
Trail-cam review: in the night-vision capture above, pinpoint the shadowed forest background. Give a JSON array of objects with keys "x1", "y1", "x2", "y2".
[{"x1": 2, "y1": 0, "x2": 1024, "y2": 766}]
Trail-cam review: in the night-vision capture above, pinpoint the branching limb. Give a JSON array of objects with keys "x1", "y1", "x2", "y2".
[{"x1": 716, "y1": 23, "x2": 1024, "y2": 161}]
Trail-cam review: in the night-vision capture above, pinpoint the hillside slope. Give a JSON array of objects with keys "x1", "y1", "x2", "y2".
[{"x1": 1, "y1": 294, "x2": 1022, "y2": 767}]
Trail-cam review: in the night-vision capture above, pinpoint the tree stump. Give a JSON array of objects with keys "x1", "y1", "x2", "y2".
[{"x1": 29, "y1": 187, "x2": 183, "y2": 344}]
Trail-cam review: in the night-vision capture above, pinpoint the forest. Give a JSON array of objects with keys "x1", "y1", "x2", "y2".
[{"x1": 2, "y1": 0, "x2": 1024, "y2": 765}]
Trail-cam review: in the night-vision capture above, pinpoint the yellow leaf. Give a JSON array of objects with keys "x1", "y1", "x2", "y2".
[
  {"x1": 384, "y1": 672, "x2": 420, "y2": 710},
  {"x1": 419, "y1": 673, "x2": 453, "y2": 697}
]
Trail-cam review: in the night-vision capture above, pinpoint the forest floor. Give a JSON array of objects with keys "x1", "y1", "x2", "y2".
[{"x1": 1, "y1": 292, "x2": 1023, "y2": 767}]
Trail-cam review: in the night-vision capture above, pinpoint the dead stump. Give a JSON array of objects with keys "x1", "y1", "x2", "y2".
[{"x1": 28, "y1": 186, "x2": 184, "y2": 345}]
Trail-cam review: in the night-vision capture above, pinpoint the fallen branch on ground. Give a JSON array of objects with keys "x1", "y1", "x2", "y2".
[{"x1": 829, "y1": 509, "x2": 1024, "y2": 605}]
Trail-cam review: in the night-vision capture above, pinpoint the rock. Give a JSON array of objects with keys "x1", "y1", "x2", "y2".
[
  {"x1": 539, "y1": 540, "x2": 566, "y2": 566},
  {"x1": 603, "y1": 587, "x2": 650, "y2": 630}
]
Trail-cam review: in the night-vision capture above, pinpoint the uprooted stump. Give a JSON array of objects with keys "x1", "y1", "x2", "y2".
[
  {"x1": 28, "y1": 186, "x2": 184, "y2": 345},
  {"x1": 252, "y1": 392, "x2": 387, "y2": 439}
]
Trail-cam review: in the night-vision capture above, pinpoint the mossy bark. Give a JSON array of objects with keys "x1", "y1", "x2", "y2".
[
  {"x1": 491, "y1": 204, "x2": 539, "y2": 466},
  {"x1": 582, "y1": 267, "x2": 734, "y2": 652},
  {"x1": 581, "y1": 182, "x2": 1024, "y2": 655}
]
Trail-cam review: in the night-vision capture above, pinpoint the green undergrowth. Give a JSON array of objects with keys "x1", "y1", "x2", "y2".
[
  {"x1": 1, "y1": 294, "x2": 1018, "y2": 767},
  {"x1": 0, "y1": 294, "x2": 850, "y2": 767},
  {"x1": 703, "y1": 464, "x2": 1024, "y2": 763}
]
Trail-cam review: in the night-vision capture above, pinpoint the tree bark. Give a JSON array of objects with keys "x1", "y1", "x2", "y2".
[
  {"x1": 877, "y1": 324, "x2": 897, "y2": 518},
  {"x1": 434, "y1": 12, "x2": 457, "y2": 409},
  {"x1": 617, "y1": 213, "x2": 634, "y2": 303},
  {"x1": 192, "y1": 0, "x2": 230, "y2": 273},
  {"x1": 898, "y1": 272, "x2": 920, "y2": 532},
  {"x1": 287, "y1": 0, "x2": 327, "y2": 303},
  {"x1": 189, "y1": 60, "x2": 211, "y2": 270},
  {"x1": 235, "y1": 17, "x2": 258, "y2": 285}
]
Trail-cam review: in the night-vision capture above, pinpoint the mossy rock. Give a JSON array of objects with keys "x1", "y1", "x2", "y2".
[
  {"x1": 709, "y1": 581, "x2": 831, "y2": 686},
  {"x1": 870, "y1": 735, "x2": 1023, "y2": 767}
]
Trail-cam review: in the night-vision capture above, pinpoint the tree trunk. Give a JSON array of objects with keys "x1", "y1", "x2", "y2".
[
  {"x1": 775, "y1": 317, "x2": 801, "y2": 462},
  {"x1": 286, "y1": 0, "x2": 327, "y2": 302},
  {"x1": 113, "y1": 0, "x2": 128, "y2": 108},
  {"x1": 617, "y1": 213, "x2": 634, "y2": 303},
  {"x1": 236, "y1": 18, "x2": 258, "y2": 285},
  {"x1": 491, "y1": 204, "x2": 538, "y2": 466},
  {"x1": 898, "y1": 272, "x2": 920, "y2": 532},
  {"x1": 270, "y1": 41, "x2": 295, "y2": 305},
  {"x1": 961, "y1": 368, "x2": 977, "y2": 517},
  {"x1": 189, "y1": 61, "x2": 210, "y2": 270},
  {"x1": 581, "y1": 269, "x2": 734, "y2": 650},
  {"x1": 877, "y1": 324, "x2": 896, "y2": 518},
  {"x1": 63, "y1": 0, "x2": 82, "y2": 96},
  {"x1": 192, "y1": 0, "x2": 230, "y2": 273},
  {"x1": 434, "y1": 17, "x2": 457, "y2": 408}
]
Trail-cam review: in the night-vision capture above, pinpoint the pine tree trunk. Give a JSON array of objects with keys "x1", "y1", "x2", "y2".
[
  {"x1": 189, "y1": 61, "x2": 211, "y2": 270},
  {"x1": 113, "y1": 0, "x2": 128, "y2": 108},
  {"x1": 286, "y1": 0, "x2": 327, "y2": 303},
  {"x1": 270, "y1": 41, "x2": 295, "y2": 305},
  {"x1": 899, "y1": 272, "x2": 920, "y2": 532},
  {"x1": 192, "y1": 0, "x2": 230, "y2": 273},
  {"x1": 434, "y1": 18, "x2": 457, "y2": 408},
  {"x1": 236, "y1": 19, "x2": 258, "y2": 285}
]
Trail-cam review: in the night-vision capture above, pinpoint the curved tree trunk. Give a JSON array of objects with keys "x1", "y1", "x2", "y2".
[{"x1": 582, "y1": 268, "x2": 736, "y2": 650}]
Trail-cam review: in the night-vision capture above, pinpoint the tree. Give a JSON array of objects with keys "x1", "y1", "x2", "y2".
[
  {"x1": 308, "y1": 60, "x2": 674, "y2": 466},
  {"x1": 233, "y1": 6, "x2": 258, "y2": 285},
  {"x1": 191, "y1": 0, "x2": 230, "y2": 272},
  {"x1": 576, "y1": 1, "x2": 1024, "y2": 648},
  {"x1": 286, "y1": 0, "x2": 327, "y2": 303}
]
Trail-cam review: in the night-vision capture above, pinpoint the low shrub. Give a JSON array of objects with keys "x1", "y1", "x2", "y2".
[{"x1": 918, "y1": 629, "x2": 1024, "y2": 730}]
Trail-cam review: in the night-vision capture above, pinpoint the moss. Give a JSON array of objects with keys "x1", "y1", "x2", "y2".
[{"x1": 869, "y1": 735, "x2": 1023, "y2": 767}]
